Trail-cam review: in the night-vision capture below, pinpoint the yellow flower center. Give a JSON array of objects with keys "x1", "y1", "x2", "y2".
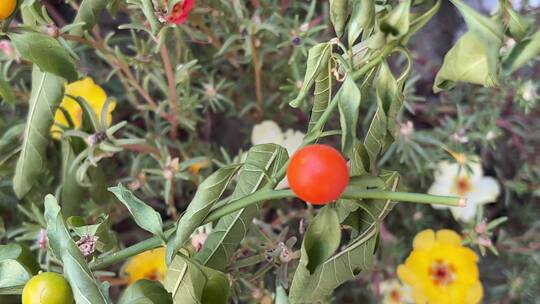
[
  {"x1": 429, "y1": 259, "x2": 456, "y2": 286},
  {"x1": 453, "y1": 176, "x2": 472, "y2": 196}
]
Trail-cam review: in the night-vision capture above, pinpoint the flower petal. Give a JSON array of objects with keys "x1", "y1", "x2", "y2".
[
  {"x1": 449, "y1": 201, "x2": 478, "y2": 222},
  {"x1": 282, "y1": 129, "x2": 304, "y2": 156},
  {"x1": 413, "y1": 229, "x2": 435, "y2": 250},
  {"x1": 468, "y1": 176, "x2": 500, "y2": 205},
  {"x1": 464, "y1": 281, "x2": 483, "y2": 304},
  {"x1": 251, "y1": 120, "x2": 284, "y2": 146},
  {"x1": 436, "y1": 229, "x2": 462, "y2": 247}
]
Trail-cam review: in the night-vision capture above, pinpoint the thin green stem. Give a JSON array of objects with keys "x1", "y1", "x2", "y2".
[
  {"x1": 89, "y1": 186, "x2": 462, "y2": 270},
  {"x1": 342, "y1": 188, "x2": 465, "y2": 207}
]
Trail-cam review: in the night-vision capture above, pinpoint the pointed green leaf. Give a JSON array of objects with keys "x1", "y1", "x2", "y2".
[
  {"x1": 71, "y1": 0, "x2": 109, "y2": 36},
  {"x1": 60, "y1": 140, "x2": 87, "y2": 216},
  {"x1": 118, "y1": 280, "x2": 173, "y2": 304},
  {"x1": 503, "y1": 31, "x2": 540, "y2": 74},
  {"x1": 363, "y1": 61, "x2": 401, "y2": 168},
  {"x1": 13, "y1": 67, "x2": 65, "y2": 198},
  {"x1": 290, "y1": 43, "x2": 332, "y2": 108},
  {"x1": 504, "y1": 5, "x2": 533, "y2": 41},
  {"x1": 443, "y1": 0, "x2": 503, "y2": 89},
  {"x1": 44, "y1": 194, "x2": 109, "y2": 304},
  {"x1": 196, "y1": 144, "x2": 288, "y2": 270},
  {"x1": 290, "y1": 206, "x2": 341, "y2": 301},
  {"x1": 164, "y1": 253, "x2": 230, "y2": 304},
  {"x1": 348, "y1": 0, "x2": 375, "y2": 46},
  {"x1": 166, "y1": 164, "x2": 242, "y2": 264},
  {"x1": 9, "y1": 33, "x2": 78, "y2": 82},
  {"x1": 330, "y1": 0, "x2": 348, "y2": 37},
  {"x1": 164, "y1": 254, "x2": 206, "y2": 304},
  {"x1": 380, "y1": 0, "x2": 412, "y2": 40},
  {"x1": 434, "y1": 31, "x2": 499, "y2": 92},
  {"x1": 307, "y1": 61, "x2": 331, "y2": 133},
  {"x1": 0, "y1": 244, "x2": 39, "y2": 275},
  {"x1": 337, "y1": 76, "x2": 361, "y2": 155},
  {"x1": 200, "y1": 267, "x2": 229, "y2": 304},
  {"x1": 0, "y1": 260, "x2": 31, "y2": 291},
  {"x1": 109, "y1": 184, "x2": 164, "y2": 240}
]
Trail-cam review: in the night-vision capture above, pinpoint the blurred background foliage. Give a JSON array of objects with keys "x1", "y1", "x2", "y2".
[{"x1": 0, "y1": 0, "x2": 539, "y2": 303}]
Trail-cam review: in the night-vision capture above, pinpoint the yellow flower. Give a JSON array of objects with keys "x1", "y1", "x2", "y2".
[
  {"x1": 397, "y1": 229, "x2": 483, "y2": 304},
  {"x1": 122, "y1": 247, "x2": 167, "y2": 283},
  {"x1": 51, "y1": 77, "x2": 115, "y2": 140}
]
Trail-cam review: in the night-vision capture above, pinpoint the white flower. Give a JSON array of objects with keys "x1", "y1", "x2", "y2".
[
  {"x1": 379, "y1": 279, "x2": 413, "y2": 304},
  {"x1": 428, "y1": 156, "x2": 500, "y2": 222},
  {"x1": 251, "y1": 120, "x2": 283, "y2": 146},
  {"x1": 251, "y1": 120, "x2": 305, "y2": 189}
]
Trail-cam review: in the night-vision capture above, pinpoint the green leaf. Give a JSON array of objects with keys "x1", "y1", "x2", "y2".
[
  {"x1": 13, "y1": 67, "x2": 65, "y2": 198},
  {"x1": 118, "y1": 280, "x2": 173, "y2": 304},
  {"x1": 379, "y1": 0, "x2": 412, "y2": 40},
  {"x1": 196, "y1": 144, "x2": 288, "y2": 270},
  {"x1": 200, "y1": 267, "x2": 229, "y2": 304},
  {"x1": 164, "y1": 254, "x2": 206, "y2": 304},
  {"x1": 0, "y1": 244, "x2": 39, "y2": 275},
  {"x1": 60, "y1": 140, "x2": 87, "y2": 216},
  {"x1": 363, "y1": 61, "x2": 401, "y2": 168},
  {"x1": 289, "y1": 206, "x2": 341, "y2": 300},
  {"x1": 290, "y1": 43, "x2": 332, "y2": 108},
  {"x1": 438, "y1": 0, "x2": 504, "y2": 91},
  {"x1": 44, "y1": 194, "x2": 109, "y2": 304},
  {"x1": 109, "y1": 184, "x2": 164, "y2": 240},
  {"x1": 164, "y1": 253, "x2": 230, "y2": 304},
  {"x1": 0, "y1": 78, "x2": 16, "y2": 105},
  {"x1": 434, "y1": 31, "x2": 499, "y2": 92},
  {"x1": 503, "y1": 31, "x2": 540, "y2": 74},
  {"x1": 71, "y1": 0, "x2": 109, "y2": 36},
  {"x1": 504, "y1": 5, "x2": 533, "y2": 41},
  {"x1": 402, "y1": 0, "x2": 442, "y2": 43},
  {"x1": 337, "y1": 76, "x2": 361, "y2": 155},
  {"x1": 307, "y1": 60, "x2": 332, "y2": 133},
  {"x1": 288, "y1": 171, "x2": 399, "y2": 303},
  {"x1": 0, "y1": 260, "x2": 31, "y2": 291},
  {"x1": 378, "y1": 60, "x2": 403, "y2": 142},
  {"x1": 348, "y1": 0, "x2": 375, "y2": 46},
  {"x1": 9, "y1": 32, "x2": 78, "y2": 82},
  {"x1": 166, "y1": 164, "x2": 242, "y2": 264},
  {"x1": 330, "y1": 0, "x2": 348, "y2": 38}
]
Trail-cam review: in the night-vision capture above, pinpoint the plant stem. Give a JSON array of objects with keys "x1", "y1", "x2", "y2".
[
  {"x1": 89, "y1": 187, "x2": 462, "y2": 270},
  {"x1": 342, "y1": 189, "x2": 465, "y2": 207},
  {"x1": 160, "y1": 45, "x2": 179, "y2": 139}
]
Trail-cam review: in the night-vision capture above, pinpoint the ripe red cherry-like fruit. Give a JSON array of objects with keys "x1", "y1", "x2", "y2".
[{"x1": 287, "y1": 144, "x2": 349, "y2": 205}]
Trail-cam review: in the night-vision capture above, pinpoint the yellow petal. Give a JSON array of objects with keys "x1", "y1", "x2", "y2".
[
  {"x1": 464, "y1": 281, "x2": 483, "y2": 304},
  {"x1": 436, "y1": 229, "x2": 462, "y2": 247},
  {"x1": 397, "y1": 265, "x2": 417, "y2": 287},
  {"x1": 413, "y1": 229, "x2": 435, "y2": 250}
]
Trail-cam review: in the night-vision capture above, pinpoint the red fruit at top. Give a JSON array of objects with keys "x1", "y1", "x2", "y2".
[
  {"x1": 164, "y1": 0, "x2": 195, "y2": 25},
  {"x1": 287, "y1": 144, "x2": 349, "y2": 205}
]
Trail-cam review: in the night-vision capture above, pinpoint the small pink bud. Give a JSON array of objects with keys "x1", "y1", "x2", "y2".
[
  {"x1": 191, "y1": 232, "x2": 208, "y2": 252},
  {"x1": 76, "y1": 235, "x2": 99, "y2": 257},
  {"x1": 38, "y1": 228, "x2": 48, "y2": 250}
]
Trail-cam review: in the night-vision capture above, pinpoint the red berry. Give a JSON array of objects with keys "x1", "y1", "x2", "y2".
[{"x1": 287, "y1": 144, "x2": 349, "y2": 205}]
